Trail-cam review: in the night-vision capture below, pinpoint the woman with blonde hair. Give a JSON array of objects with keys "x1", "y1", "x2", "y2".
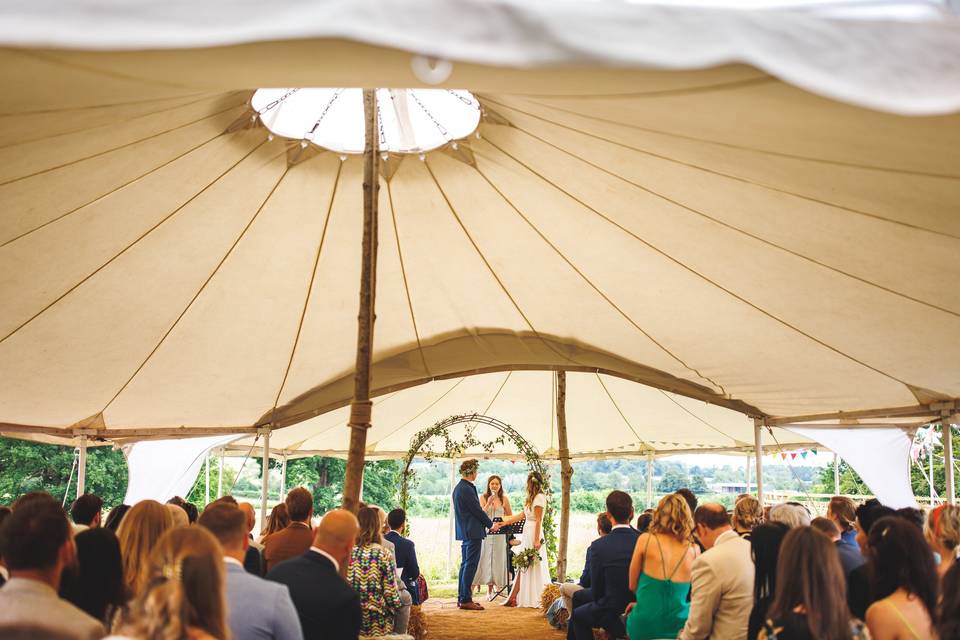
[
  {"x1": 926, "y1": 504, "x2": 960, "y2": 578},
  {"x1": 733, "y1": 495, "x2": 763, "y2": 539},
  {"x1": 113, "y1": 526, "x2": 228, "y2": 640},
  {"x1": 624, "y1": 492, "x2": 699, "y2": 640},
  {"x1": 116, "y1": 500, "x2": 174, "y2": 598},
  {"x1": 492, "y1": 471, "x2": 549, "y2": 607},
  {"x1": 348, "y1": 506, "x2": 402, "y2": 636}
]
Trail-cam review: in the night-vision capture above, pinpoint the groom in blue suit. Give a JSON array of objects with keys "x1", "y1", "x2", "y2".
[{"x1": 453, "y1": 459, "x2": 494, "y2": 610}]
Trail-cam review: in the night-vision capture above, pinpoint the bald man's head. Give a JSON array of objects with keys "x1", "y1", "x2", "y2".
[
  {"x1": 314, "y1": 509, "x2": 360, "y2": 567},
  {"x1": 166, "y1": 503, "x2": 189, "y2": 528},
  {"x1": 238, "y1": 502, "x2": 256, "y2": 533}
]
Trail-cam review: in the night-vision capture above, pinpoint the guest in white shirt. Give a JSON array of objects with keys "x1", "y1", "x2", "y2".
[
  {"x1": 198, "y1": 504, "x2": 303, "y2": 640},
  {"x1": 0, "y1": 496, "x2": 105, "y2": 640},
  {"x1": 679, "y1": 503, "x2": 754, "y2": 640}
]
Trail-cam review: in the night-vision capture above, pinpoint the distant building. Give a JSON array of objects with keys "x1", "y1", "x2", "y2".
[{"x1": 712, "y1": 482, "x2": 758, "y2": 495}]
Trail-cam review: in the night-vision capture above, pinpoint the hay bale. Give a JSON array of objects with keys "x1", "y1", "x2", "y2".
[
  {"x1": 407, "y1": 604, "x2": 427, "y2": 640},
  {"x1": 540, "y1": 583, "x2": 562, "y2": 612}
]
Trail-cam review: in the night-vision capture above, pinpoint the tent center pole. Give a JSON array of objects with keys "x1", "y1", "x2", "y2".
[
  {"x1": 260, "y1": 429, "x2": 271, "y2": 527},
  {"x1": 753, "y1": 418, "x2": 764, "y2": 506},
  {"x1": 945, "y1": 413, "x2": 957, "y2": 505},
  {"x1": 556, "y1": 371, "x2": 573, "y2": 583},
  {"x1": 77, "y1": 435, "x2": 87, "y2": 498},
  {"x1": 342, "y1": 87, "x2": 380, "y2": 514}
]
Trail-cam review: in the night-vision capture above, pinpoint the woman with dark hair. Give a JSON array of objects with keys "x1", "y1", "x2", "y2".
[
  {"x1": 747, "y1": 522, "x2": 790, "y2": 640},
  {"x1": 59, "y1": 528, "x2": 125, "y2": 626},
  {"x1": 938, "y1": 561, "x2": 960, "y2": 639},
  {"x1": 758, "y1": 527, "x2": 867, "y2": 639},
  {"x1": 474, "y1": 475, "x2": 512, "y2": 597},
  {"x1": 103, "y1": 504, "x2": 130, "y2": 533},
  {"x1": 865, "y1": 516, "x2": 938, "y2": 640}
]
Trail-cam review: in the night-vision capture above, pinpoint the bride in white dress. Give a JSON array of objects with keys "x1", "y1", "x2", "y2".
[{"x1": 492, "y1": 471, "x2": 550, "y2": 608}]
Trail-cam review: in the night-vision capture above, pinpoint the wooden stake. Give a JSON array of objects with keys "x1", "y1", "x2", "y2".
[
  {"x1": 556, "y1": 371, "x2": 573, "y2": 582},
  {"x1": 342, "y1": 88, "x2": 380, "y2": 514}
]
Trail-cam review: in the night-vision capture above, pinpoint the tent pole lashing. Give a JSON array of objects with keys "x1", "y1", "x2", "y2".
[
  {"x1": 342, "y1": 87, "x2": 380, "y2": 514},
  {"x1": 556, "y1": 371, "x2": 573, "y2": 583}
]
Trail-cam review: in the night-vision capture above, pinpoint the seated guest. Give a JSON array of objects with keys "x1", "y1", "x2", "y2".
[
  {"x1": 768, "y1": 502, "x2": 811, "y2": 529},
  {"x1": 348, "y1": 507, "x2": 403, "y2": 636},
  {"x1": 625, "y1": 493, "x2": 698, "y2": 640},
  {"x1": 748, "y1": 522, "x2": 790, "y2": 640},
  {"x1": 166, "y1": 496, "x2": 199, "y2": 524},
  {"x1": 372, "y1": 506, "x2": 411, "y2": 633},
  {"x1": 679, "y1": 503, "x2": 754, "y2": 640},
  {"x1": 926, "y1": 504, "x2": 960, "y2": 578},
  {"x1": 198, "y1": 504, "x2": 303, "y2": 640},
  {"x1": 69, "y1": 494, "x2": 102, "y2": 534},
  {"x1": 676, "y1": 488, "x2": 698, "y2": 515},
  {"x1": 561, "y1": 512, "x2": 612, "y2": 613},
  {"x1": 264, "y1": 488, "x2": 314, "y2": 572},
  {"x1": 758, "y1": 527, "x2": 868, "y2": 639},
  {"x1": 103, "y1": 504, "x2": 130, "y2": 533},
  {"x1": 847, "y1": 501, "x2": 895, "y2": 620},
  {"x1": 238, "y1": 502, "x2": 265, "y2": 576},
  {"x1": 937, "y1": 561, "x2": 960, "y2": 639},
  {"x1": 0, "y1": 497, "x2": 105, "y2": 639},
  {"x1": 113, "y1": 526, "x2": 228, "y2": 640},
  {"x1": 568, "y1": 491, "x2": 639, "y2": 640},
  {"x1": 267, "y1": 510, "x2": 362, "y2": 640},
  {"x1": 385, "y1": 508, "x2": 421, "y2": 604},
  {"x1": 811, "y1": 517, "x2": 865, "y2": 578},
  {"x1": 117, "y1": 499, "x2": 174, "y2": 598},
  {"x1": 635, "y1": 511, "x2": 653, "y2": 534},
  {"x1": 865, "y1": 517, "x2": 938, "y2": 640},
  {"x1": 732, "y1": 495, "x2": 762, "y2": 539},
  {"x1": 827, "y1": 496, "x2": 860, "y2": 548},
  {"x1": 59, "y1": 528, "x2": 125, "y2": 627},
  {"x1": 895, "y1": 507, "x2": 925, "y2": 532},
  {"x1": 165, "y1": 502, "x2": 190, "y2": 528},
  {"x1": 260, "y1": 503, "x2": 290, "y2": 543}
]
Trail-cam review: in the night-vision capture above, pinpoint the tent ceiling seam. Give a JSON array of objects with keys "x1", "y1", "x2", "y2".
[
  {"x1": 101, "y1": 162, "x2": 291, "y2": 414},
  {"x1": 503, "y1": 123, "x2": 960, "y2": 318},
  {"x1": 472, "y1": 157, "x2": 728, "y2": 396},
  {"x1": 0, "y1": 91, "x2": 214, "y2": 118},
  {"x1": 502, "y1": 96, "x2": 960, "y2": 180},
  {"x1": 0, "y1": 127, "x2": 230, "y2": 249},
  {"x1": 513, "y1": 75, "x2": 776, "y2": 101},
  {"x1": 269, "y1": 161, "x2": 343, "y2": 424},
  {"x1": 0, "y1": 138, "x2": 270, "y2": 346},
  {"x1": 595, "y1": 373, "x2": 653, "y2": 452},
  {"x1": 0, "y1": 91, "x2": 238, "y2": 151},
  {"x1": 482, "y1": 135, "x2": 928, "y2": 392},
  {"x1": 385, "y1": 179, "x2": 430, "y2": 377},
  {"x1": 421, "y1": 158, "x2": 586, "y2": 370},
  {"x1": 0, "y1": 99, "x2": 248, "y2": 187},
  {"x1": 481, "y1": 98, "x2": 960, "y2": 239}
]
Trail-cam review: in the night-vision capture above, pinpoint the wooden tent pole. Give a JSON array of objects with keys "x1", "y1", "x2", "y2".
[
  {"x1": 556, "y1": 371, "x2": 573, "y2": 582},
  {"x1": 342, "y1": 88, "x2": 380, "y2": 514}
]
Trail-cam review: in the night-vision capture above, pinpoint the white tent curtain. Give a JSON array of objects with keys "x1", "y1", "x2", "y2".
[
  {"x1": 123, "y1": 434, "x2": 236, "y2": 505},
  {"x1": 787, "y1": 426, "x2": 918, "y2": 508}
]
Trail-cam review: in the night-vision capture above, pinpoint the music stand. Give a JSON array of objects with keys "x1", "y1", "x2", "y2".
[{"x1": 488, "y1": 518, "x2": 524, "y2": 601}]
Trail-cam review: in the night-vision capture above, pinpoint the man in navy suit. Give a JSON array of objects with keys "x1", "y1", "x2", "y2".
[
  {"x1": 384, "y1": 508, "x2": 421, "y2": 605},
  {"x1": 452, "y1": 459, "x2": 493, "y2": 610},
  {"x1": 568, "y1": 491, "x2": 639, "y2": 640}
]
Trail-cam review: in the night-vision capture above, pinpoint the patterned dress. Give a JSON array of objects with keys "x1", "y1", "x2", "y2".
[{"x1": 347, "y1": 543, "x2": 402, "y2": 636}]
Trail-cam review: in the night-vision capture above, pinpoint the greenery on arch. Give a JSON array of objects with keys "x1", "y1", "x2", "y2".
[{"x1": 397, "y1": 414, "x2": 558, "y2": 572}]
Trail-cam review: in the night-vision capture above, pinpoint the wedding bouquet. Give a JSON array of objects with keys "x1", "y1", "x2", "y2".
[{"x1": 513, "y1": 548, "x2": 540, "y2": 571}]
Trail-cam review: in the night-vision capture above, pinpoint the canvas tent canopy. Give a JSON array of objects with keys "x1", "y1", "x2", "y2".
[{"x1": 0, "y1": 0, "x2": 958, "y2": 470}]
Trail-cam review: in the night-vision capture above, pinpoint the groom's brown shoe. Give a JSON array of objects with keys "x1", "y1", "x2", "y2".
[{"x1": 458, "y1": 601, "x2": 484, "y2": 610}]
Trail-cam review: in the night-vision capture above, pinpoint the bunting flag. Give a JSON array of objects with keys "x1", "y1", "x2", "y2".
[
  {"x1": 801, "y1": 451, "x2": 808, "y2": 459},
  {"x1": 791, "y1": 453, "x2": 798, "y2": 460}
]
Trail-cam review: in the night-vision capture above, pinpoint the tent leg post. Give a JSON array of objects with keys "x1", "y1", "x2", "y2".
[
  {"x1": 342, "y1": 87, "x2": 380, "y2": 514},
  {"x1": 217, "y1": 448, "x2": 224, "y2": 499},
  {"x1": 260, "y1": 430, "x2": 271, "y2": 527},
  {"x1": 205, "y1": 454, "x2": 210, "y2": 506},
  {"x1": 556, "y1": 371, "x2": 573, "y2": 583},
  {"x1": 645, "y1": 453, "x2": 654, "y2": 509},
  {"x1": 280, "y1": 454, "x2": 287, "y2": 500},
  {"x1": 753, "y1": 418, "x2": 764, "y2": 506},
  {"x1": 945, "y1": 414, "x2": 957, "y2": 506},
  {"x1": 833, "y1": 452, "x2": 840, "y2": 495},
  {"x1": 77, "y1": 435, "x2": 87, "y2": 498}
]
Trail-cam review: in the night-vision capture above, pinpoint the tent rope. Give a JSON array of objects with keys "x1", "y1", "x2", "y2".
[{"x1": 229, "y1": 434, "x2": 261, "y2": 495}]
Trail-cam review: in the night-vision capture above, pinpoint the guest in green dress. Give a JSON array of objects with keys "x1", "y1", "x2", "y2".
[
  {"x1": 347, "y1": 507, "x2": 402, "y2": 636},
  {"x1": 625, "y1": 493, "x2": 699, "y2": 640}
]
